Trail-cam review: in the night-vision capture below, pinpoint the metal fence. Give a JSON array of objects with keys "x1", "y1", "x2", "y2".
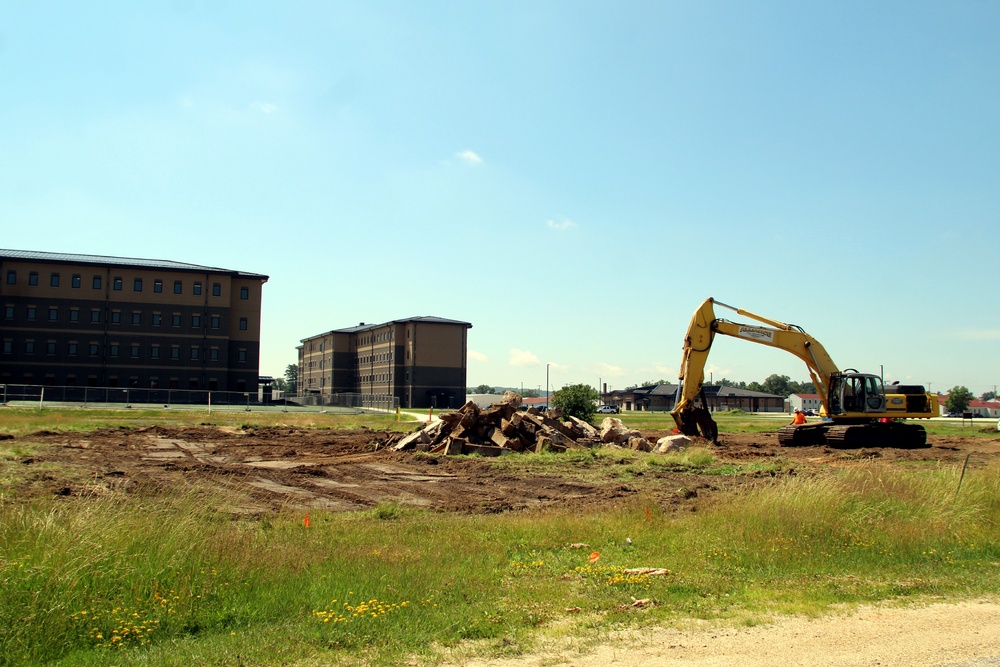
[
  {"x1": 293, "y1": 391, "x2": 400, "y2": 412},
  {"x1": 0, "y1": 384, "x2": 396, "y2": 414}
]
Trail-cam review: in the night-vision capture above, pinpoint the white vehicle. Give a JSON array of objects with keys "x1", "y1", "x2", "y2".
[{"x1": 596, "y1": 405, "x2": 619, "y2": 414}]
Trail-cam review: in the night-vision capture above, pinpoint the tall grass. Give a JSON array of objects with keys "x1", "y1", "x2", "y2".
[{"x1": 3, "y1": 456, "x2": 1000, "y2": 666}]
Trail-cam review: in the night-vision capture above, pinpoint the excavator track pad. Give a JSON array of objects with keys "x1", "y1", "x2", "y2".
[{"x1": 779, "y1": 422, "x2": 929, "y2": 449}]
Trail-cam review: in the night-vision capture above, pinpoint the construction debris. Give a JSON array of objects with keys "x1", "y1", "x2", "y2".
[{"x1": 391, "y1": 391, "x2": 655, "y2": 456}]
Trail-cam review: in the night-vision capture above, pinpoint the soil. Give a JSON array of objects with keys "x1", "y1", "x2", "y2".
[
  {"x1": 5, "y1": 426, "x2": 1000, "y2": 514},
  {"x1": 7, "y1": 424, "x2": 1000, "y2": 516}
]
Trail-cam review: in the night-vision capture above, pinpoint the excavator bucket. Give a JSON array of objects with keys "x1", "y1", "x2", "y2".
[{"x1": 673, "y1": 406, "x2": 719, "y2": 443}]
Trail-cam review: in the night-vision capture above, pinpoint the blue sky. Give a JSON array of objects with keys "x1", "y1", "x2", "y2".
[{"x1": 2, "y1": 1, "x2": 998, "y2": 396}]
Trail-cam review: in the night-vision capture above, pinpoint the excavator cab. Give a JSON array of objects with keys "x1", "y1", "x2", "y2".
[{"x1": 828, "y1": 371, "x2": 886, "y2": 416}]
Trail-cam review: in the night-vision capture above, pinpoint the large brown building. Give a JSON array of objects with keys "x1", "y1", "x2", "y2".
[
  {"x1": 298, "y1": 316, "x2": 472, "y2": 409},
  {"x1": 0, "y1": 249, "x2": 268, "y2": 392}
]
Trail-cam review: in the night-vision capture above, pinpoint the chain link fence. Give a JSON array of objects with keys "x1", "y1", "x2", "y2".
[{"x1": 0, "y1": 384, "x2": 398, "y2": 414}]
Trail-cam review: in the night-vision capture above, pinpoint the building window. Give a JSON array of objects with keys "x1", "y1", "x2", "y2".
[
  {"x1": 29, "y1": 272, "x2": 38, "y2": 286},
  {"x1": 111, "y1": 311, "x2": 121, "y2": 324},
  {"x1": 210, "y1": 315, "x2": 220, "y2": 329},
  {"x1": 93, "y1": 275, "x2": 102, "y2": 289},
  {"x1": 190, "y1": 346, "x2": 200, "y2": 360},
  {"x1": 133, "y1": 278, "x2": 143, "y2": 292},
  {"x1": 131, "y1": 312, "x2": 141, "y2": 325},
  {"x1": 173, "y1": 280, "x2": 182, "y2": 294},
  {"x1": 48, "y1": 307, "x2": 58, "y2": 321},
  {"x1": 131, "y1": 344, "x2": 140, "y2": 358},
  {"x1": 193, "y1": 282, "x2": 202, "y2": 296},
  {"x1": 25, "y1": 340, "x2": 35, "y2": 354},
  {"x1": 90, "y1": 309, "x2": 101, "y2": 323},
  {"x1": 192, "y1": 314, "x2": 201, "y2": 328},
  {"x1": 239, "y1": 317, "x2": 248, "y2": 331},
  {"x1": 238, "y1": 349, "x2": 247, "y2": 362},
  {"x1": 5, "y1": 270, "x2": 14, "y2": 285},
  {"x1": 50, "y1": 273, "x2": 60, "y2": 287},
  {"x1": 47, "y1": 341, "x2": 57, "y2": 355},
  {"x1": 72, "y1": 274, "x2": 81, "y2": 288},
  {"x1": 4, "y1": 306, "x2": 13, "y2": 319},
  {"x1": 171, "y1": 314, "x2": 181, "y2": 327},
  {"x1": 212, "y1": 283, "x2": 221, "y2": 297},
  {"x1": 113, "y1": 277, "x2": 123, "y2": 291},
  {"x1": 153, "y1": 279, "x2": 163, "y2": 293},
  {"x1": 170, "y1": 346, "x2": 180, "y2": 360},
  {"x1": 189, "y1": 379, "x2": 199, "y2": 390},
  {"x1": 240, "y1": 286, "x2": 249, "y2": 300},
  {"x1": 109, "y1": 344, "x2": 120, "y2": 358},
  {"x1": 209, "y1": 348, "x2": 219, "y2": 361},
  {"x1": 68, "y1": 342, "x2": 78, "y2": 356},
  {"x1": 152, "y1": 313, "x2": 162, "y2": 326},
  {"x1": 69, "y1": 308, "x2": 80, "y2": 322},
  {"x1": 2, "y1": 340, "x2": 12, "y2": 354},
  {"x1": 89, "y1": 343, "x2": 99, "y2": 356},
  {"x1": 151, "y1": 345, "x2": 160, "y2": 359},
  {"x1": 27, "y1": 306, "x2": 36, "y2": 321}
]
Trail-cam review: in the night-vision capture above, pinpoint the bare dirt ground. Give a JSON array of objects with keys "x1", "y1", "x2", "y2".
[
  {"x1": 7, "y1": 424, "x2": 1000, "y2": 665},
  {"x1": 8, "y1": 424, "x2": 1000, "y2": 516}
]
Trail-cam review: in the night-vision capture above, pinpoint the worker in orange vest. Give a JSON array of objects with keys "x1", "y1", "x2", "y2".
[{"x1": 791, "y1": 408, "x2": 807, "y2": 425}]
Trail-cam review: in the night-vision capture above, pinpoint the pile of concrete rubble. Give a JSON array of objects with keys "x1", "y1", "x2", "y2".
[{"x1": 390, "y1": 391, "x2": 690, "y2": 456}]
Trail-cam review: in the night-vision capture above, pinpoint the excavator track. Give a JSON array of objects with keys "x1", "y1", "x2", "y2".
[
  {"x1": 779, "y1": 421, "x2": 929, "y2": 449},
  {"x1": 824, "y1": 422, "x2": 928, "y2": 449},
  {"x1": 778, "y1": 423, "x2": 827, "y2": 447}
]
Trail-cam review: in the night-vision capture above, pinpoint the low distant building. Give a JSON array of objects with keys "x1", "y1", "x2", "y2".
[
  {"x1": 298, "y1": 316, "x2": 472, "y2": 409},
  {"x1": 605, "y1": 384, "x2": 784, "y2": 413},
  {"x1": 789, "y1": 393, "x2": 822, "y2": 414}
]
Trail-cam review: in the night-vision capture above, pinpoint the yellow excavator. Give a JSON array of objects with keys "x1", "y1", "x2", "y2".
[{"x1": 670, "y1": 298, "x2": 938, "y2": 448}]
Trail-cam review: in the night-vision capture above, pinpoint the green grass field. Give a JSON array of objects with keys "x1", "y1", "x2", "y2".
[{"x1": 2, "y1": 408, "x2": 999, "y2": 666}]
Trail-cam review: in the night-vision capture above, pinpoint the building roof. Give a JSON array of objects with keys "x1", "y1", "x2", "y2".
[
  {"x1": 616, "y1": 383, "x2": 783, "y2": 399},
  {"x1": 303, "y1": 316, "x2": 472, "y2": 341},
  {"x1": 0, "y1": 249, "x2": 268, "y2": 280}
]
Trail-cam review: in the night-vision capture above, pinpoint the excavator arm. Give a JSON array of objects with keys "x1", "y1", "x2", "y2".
[{"x1": 670, "y1": 298, "x2": 841, "y2": 438}]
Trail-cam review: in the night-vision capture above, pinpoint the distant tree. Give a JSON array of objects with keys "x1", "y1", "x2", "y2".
[
  {"x1": 945, "y1": 386, "x2": 975, "y2": 414},
  {"x1": 790, "y1": 380, "x2": 816, "y2": 394},
  {"x1": 473, "y1": 384, "x2": 495, "y2": 394},
  {"x1": 272, "y1": 377, "x2": 288, "y2": 392},
  {"x1": 981, "y1": 390, "x2": 997, "y2": 402},
  {"x1": 521, "y1": 388, "x2": 540, "y2": 398},
  {"x1": 284, "y1": 364, "x2": 298, "y2": 394},
  {"x1": 760, "y1": 374, "x2": 794, "y2": 397},
  {"x1": 551, "y1": 383, "x2": 599, "y2": 422},
  {"x1": 745, "y1": 381, "x2": 763, "y2": 393},
  {"x1": 716, "y1": 378, "x2": 747, "y2": 389},
  {"x1": 624, "y1": 379, "x2": 669, "y2": 391}
]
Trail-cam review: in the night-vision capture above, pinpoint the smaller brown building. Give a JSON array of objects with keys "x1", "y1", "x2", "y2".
[{"x1": 298, "y1": 316, "x2": 472, "y2": 409}]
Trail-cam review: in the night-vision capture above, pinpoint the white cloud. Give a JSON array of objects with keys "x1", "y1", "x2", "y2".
[
  {"x1": 468, "y1": 349, "x2": 488, "y2": 362},
  {"x1": 456, "y1": 150, "x2": 483, "y2": 165},
  {"x1": 596, "y1": 363, "x2": 627, "y2": 377},
  {"x1": 509, "y1": 348, "x2": 540, "y2": 367},
  {"x1": 546, "y1": 217, "x2": 575, "y2": 231},
  {"x1": 250, "y1": 101, "x2": 278, "y2": 114}
]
